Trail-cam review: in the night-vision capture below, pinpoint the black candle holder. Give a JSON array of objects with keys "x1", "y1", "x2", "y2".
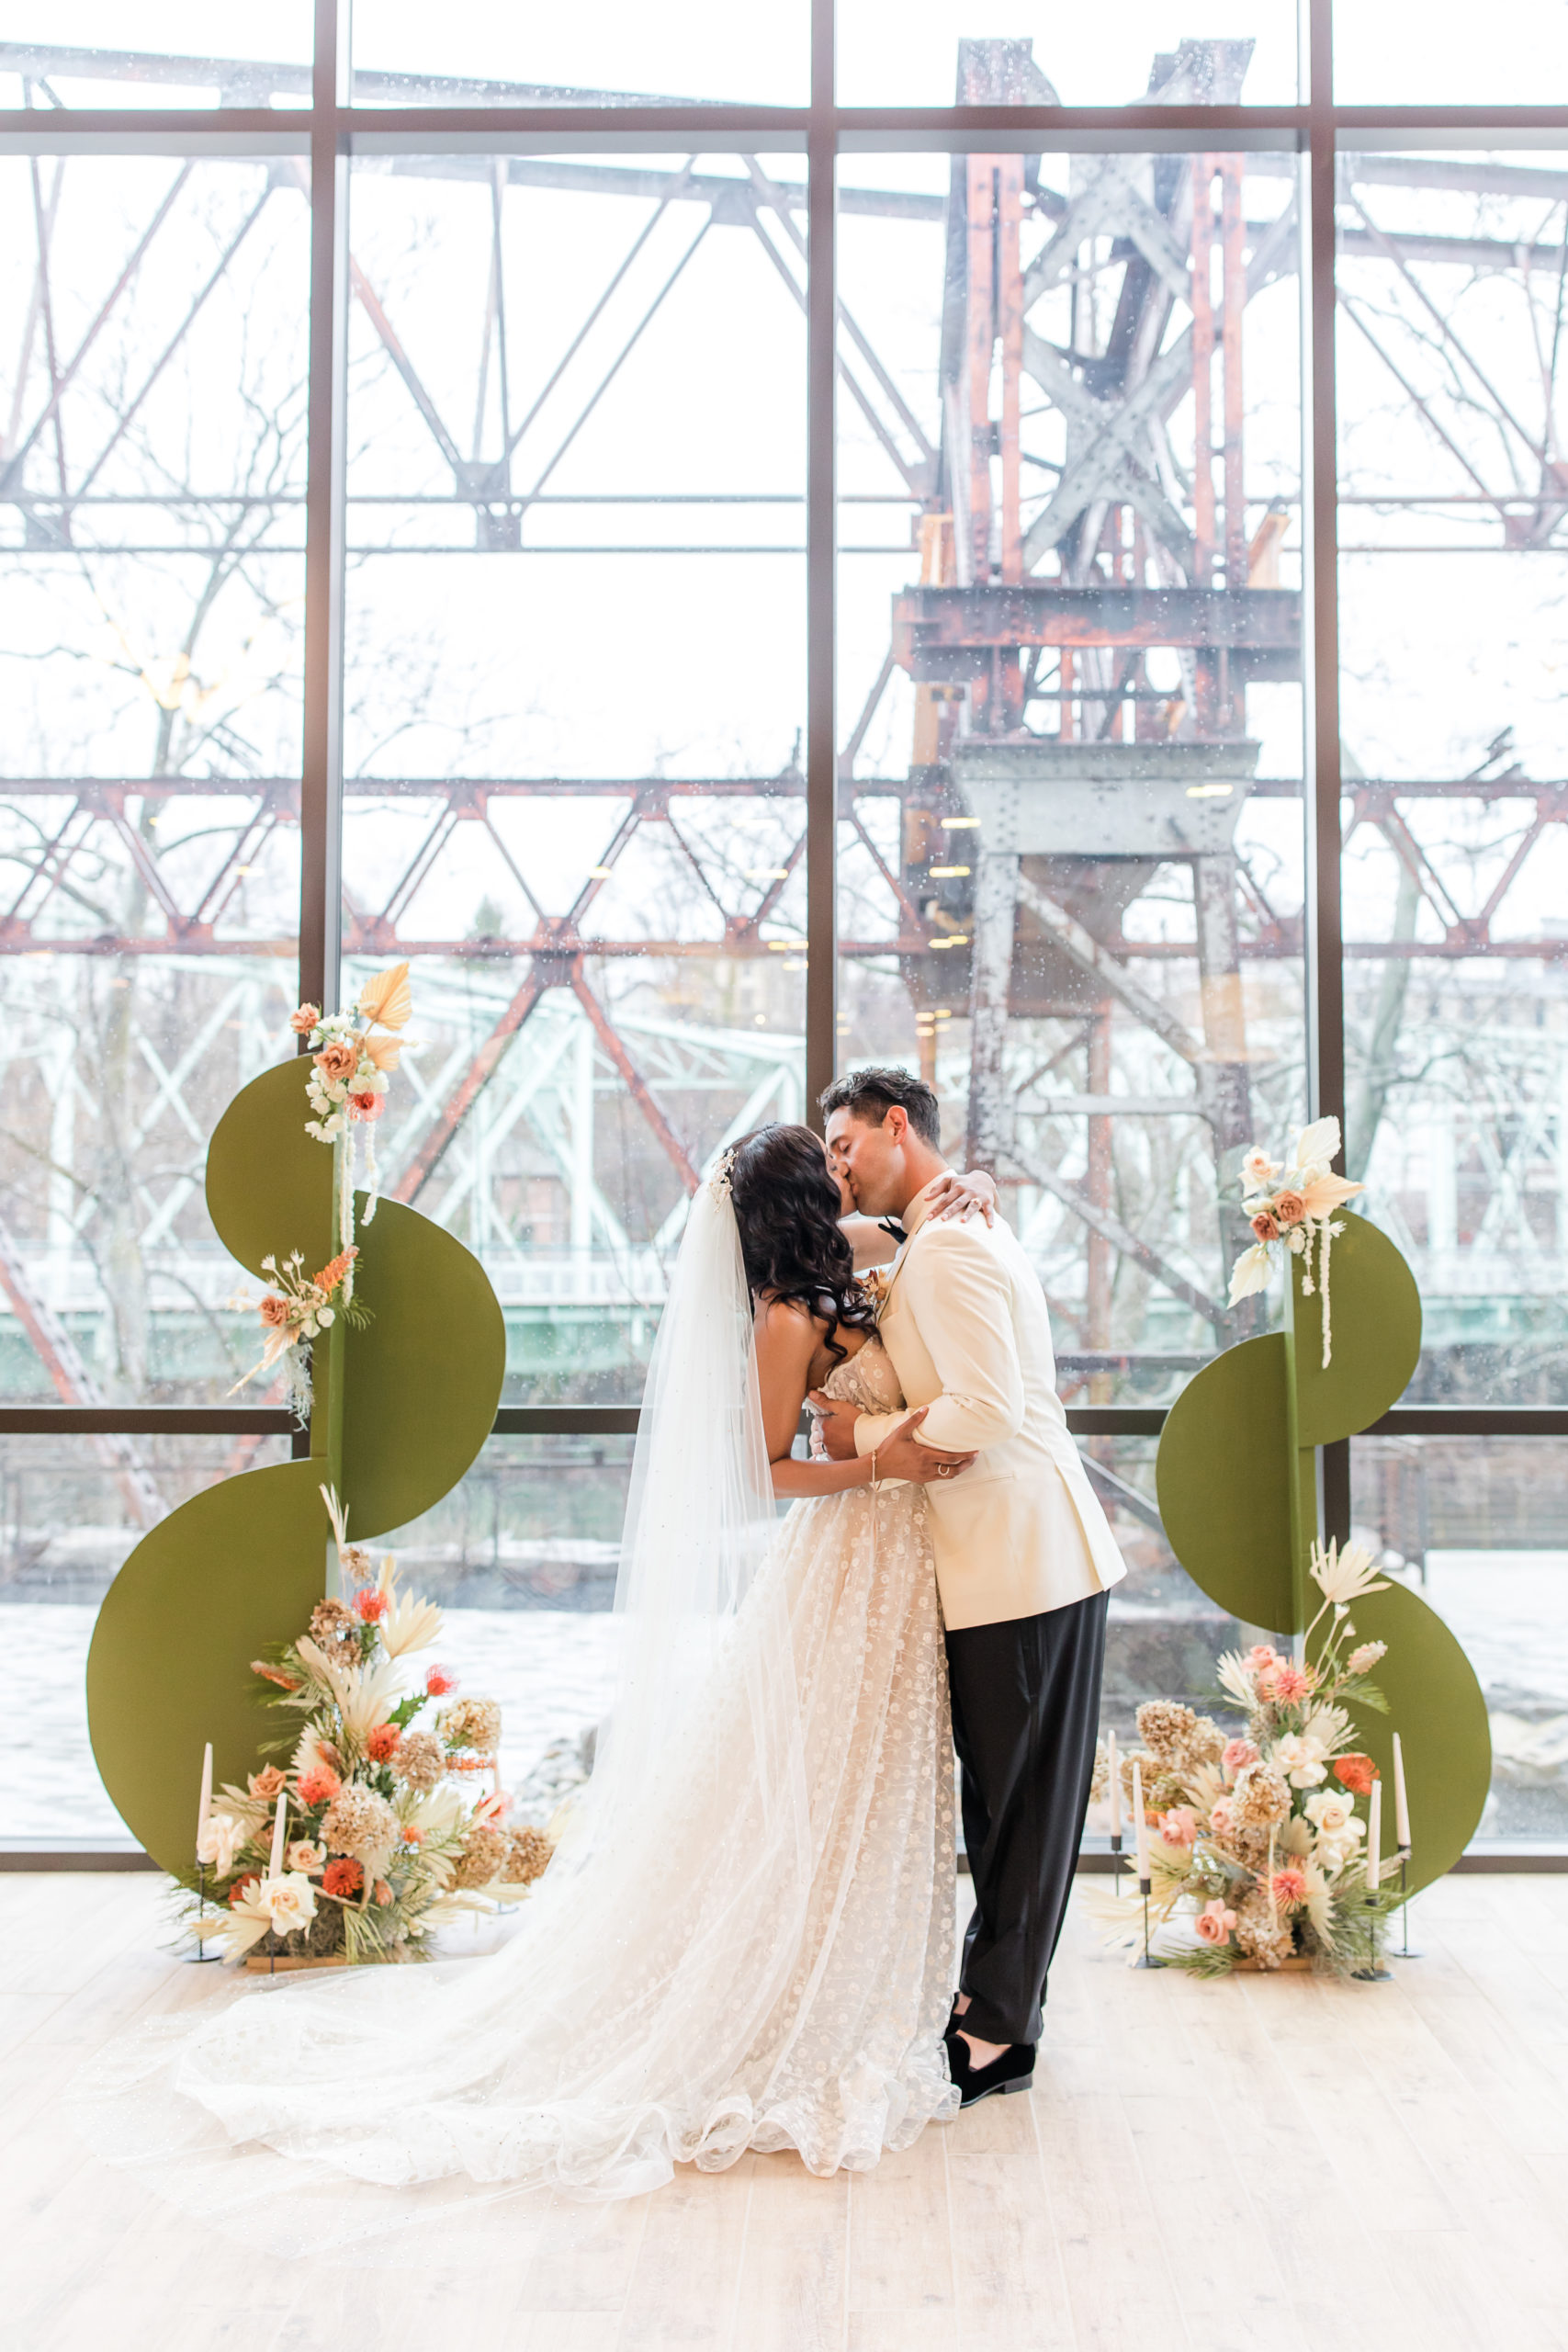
[
  {"x1": 186, "y1": 1860, "x2": 220, "y2": 1963},
  {"x1": 1134, "y1": 1875, "x2": 1167, "y2": 1968},
  {"x1": 1389, "y1": 1849, "x2": 1422, "y2": 1957},
  {"x1": 1111, "y1": 1829, "x2": 1123, "y2": 1894}
]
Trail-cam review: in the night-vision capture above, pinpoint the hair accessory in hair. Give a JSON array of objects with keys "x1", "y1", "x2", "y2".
[{"x1": 707, "y1": 1146, "x2": 738, "y2": 1203}]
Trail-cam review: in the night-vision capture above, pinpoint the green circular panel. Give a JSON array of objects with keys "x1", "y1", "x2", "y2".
[
  {"x1": 1292, "y1": 1210, "x2": 1422, "y2": 1448},
  {"x1": 86, "y1": 1460, "x2": 330, "y2": 1876},
  {"x1": 1326, "y1": 1577, "x2": 1491, "y2": 1896},
  {"x1": 1155, "y1": 1332, "x2": 1294, "y2": 1631},
  {"x1": 206, "y1": 1056, "x2": 333, "y2": 1279},
  {"x1": 342, "y1": 1198, "x2": 506, "y2": 1539}
]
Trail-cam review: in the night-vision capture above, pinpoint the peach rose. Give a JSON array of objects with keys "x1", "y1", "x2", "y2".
[
  {"x1": 314, "y1": 1040, "x2": 358, "y2": 1083},
  {"x1": 248, "y1": 1765, "x2": 288, "y2": 1800},
  {"x1": 1159, "y1": 1806, "x2": 1199, "y2": 1848},
  {"x1": 1221, "y1": 1737, "x2": 1258, "y2": 1781},
  {"x1": 1194, "y1": 1898, "x2": 1237, "y2": 1945},
  {"x1": 257, "y1": 1292, "x2": 291, "y2": 1329},
  {"x1": 1273, "y1": 1189, "x2": 1305, "y2": 1225},
  {"x1": 285, "y1": 1839, "x2": 325, "y2": 1874},
  {"x1": 1250, "y1": 1211, "x2": 1280, "y2": 1243},
  {"x1": 1209, "y1": 1796, "x2": 1235, "y2": 1836},
  {"x1": 289, "y1": 1002, "x2": 321, "y2": 1035}
]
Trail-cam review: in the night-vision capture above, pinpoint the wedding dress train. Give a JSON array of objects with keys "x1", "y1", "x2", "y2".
[{"x1": 73, "y1": 1336, "x2": 957, "y2": 2220}]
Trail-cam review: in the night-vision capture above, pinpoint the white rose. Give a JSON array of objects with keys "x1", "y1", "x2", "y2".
[
  {"x1": 285, "y1": 1839, "x2": 325, "y2": 1874},
  {"x1": 1304, "y1": 1791, "x2": 1354, "y2": 1836},
  {"x1": 1271, "y1": 1734, "x2": 1327, "y2": 1790},
  {"x1": 259, "y1": 1871, "x2": 319, "y2": 1936},
  {"x1": 196, "y1": 1810, "x2": 244, "y2": 1874}
]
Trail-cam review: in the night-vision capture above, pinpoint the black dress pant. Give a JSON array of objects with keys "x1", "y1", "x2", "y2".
[{"x1": 945, "y1": 1588, "x2": 1109, "y2": 2049}]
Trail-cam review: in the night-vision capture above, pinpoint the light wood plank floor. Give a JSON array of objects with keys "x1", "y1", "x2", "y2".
[{"x1": 4, "y1": 1871, "x2": 1568, "y2": 2352}]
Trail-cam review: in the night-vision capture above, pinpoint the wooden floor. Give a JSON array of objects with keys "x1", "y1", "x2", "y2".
[{"x1": 4, "y1": 1871, "x2": 1568, "y2": 2352}]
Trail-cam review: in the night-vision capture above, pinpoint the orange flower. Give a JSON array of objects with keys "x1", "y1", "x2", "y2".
[
  {"x1": 321, "y1": 1857, "x2": 363, "y2": 1899},
  {"x1": 297, "y1": 1767, "x2": 342, "y2": 1808},
  {"x1": 289, "y1": 1003, "x2": 321, "y2": 1035},
  {"x1": 1270, "y1": 1868, "x2": 1307, "y2": 1907},
  {"x1": 366, "y1": 1724, "x2": 401, "y2": 1763},
  {"x1": 1334, "y1": 1754, "x2": 1378, "y2": 1797},
  {"x1": 251, "y1": 1661, "x2": 300, "y2": 1690},
  {"x1": 374, "y1": 1880, "x2": 393, "y2": 1906},
  {"x1": 228, "y1": 1873, "x2": 260, "y2": 1907},
  {"x1": 314, "y1": 1040, "x2": 358, "y2": 1083},
  {"x1": 248, "y1": 1765, "x2": 288, "y2": 1798},
  {"x1": 355, "y1": 1588, "x2": 388, "y2": 1623},
  {"x1": 401, "y1": 1825, "x2": 423, "y2": 1847},
  {"x1": 311, "y1": 1245, "x2": 358, "y2": 1294},
  {"x1": 425, "y1": 1666, "x2": 457, "y2": 1696},
  {"x1": 1273, "y1": 1189, "x2": 1306, "y2": 1225},
  {"x1": 347, "y1": 1091, "x2": 384, "y2": 1122}
]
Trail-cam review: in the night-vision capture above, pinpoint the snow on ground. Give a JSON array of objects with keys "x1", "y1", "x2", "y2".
[{"x1": 6, "y1": 1554, "x2": 1566, "y2": 1842}]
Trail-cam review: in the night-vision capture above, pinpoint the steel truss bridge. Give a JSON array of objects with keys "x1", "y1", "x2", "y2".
[{"x1": 5, "y1": 34, "x2": 1568, "y2": 1514}]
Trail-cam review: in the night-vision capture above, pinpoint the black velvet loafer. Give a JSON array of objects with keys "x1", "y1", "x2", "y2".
[{"x1": 944, "y1": 2027, "x2": 1035, "y2": 2108}]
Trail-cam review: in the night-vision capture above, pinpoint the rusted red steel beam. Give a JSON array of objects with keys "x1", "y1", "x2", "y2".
[
  {"x1": 391, "y1": 963, "x2": 548, "y2": 1204},
  {"x1": 893, "y1": 582, "x2": 1301, "y2": 663},
  {"x1": 570, "y1": 965, "x2": 702, "y2": 1194}
]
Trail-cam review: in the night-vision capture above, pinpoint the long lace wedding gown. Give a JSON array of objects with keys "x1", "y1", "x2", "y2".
[{"x1": 74, "y1": 1336, "x2": 957, "y2": 2222}]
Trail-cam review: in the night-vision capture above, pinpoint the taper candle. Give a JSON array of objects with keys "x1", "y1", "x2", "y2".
[
  {"x1": 268, "y1": 1787, "x2": 287, "y2": 1879},
  {"x1": 1365, "y1": 1776, "x2": 1382, "y2": 1895},
  {"x1": 197, "y1": 1741, "x2": 212, "y2": 1848},
  {"x1": 1107, "y1": 1729, "x2": 1122, "y2": 1842},
  {"x1": 1392, "y1": 1732, "x2": 1411, "y2": 1851},
  {"x1": 1132, "y1": 1757, "x2": 1150, "y2": 1880}
]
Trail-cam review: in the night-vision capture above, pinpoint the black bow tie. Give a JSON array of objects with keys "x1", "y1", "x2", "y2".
[{"x1": 878, "y1": 1217, "x2": 908, "y2": 1245}]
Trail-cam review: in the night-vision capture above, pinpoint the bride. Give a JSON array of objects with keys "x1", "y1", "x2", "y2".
[{"x1": 75, "y1": 1126, "x2": 994, "y2": 2212}]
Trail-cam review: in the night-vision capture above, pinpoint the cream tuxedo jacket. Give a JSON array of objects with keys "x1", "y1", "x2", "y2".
[{"x1": 853, "y1": 1190, "x2": 1126, "y2": 1630}]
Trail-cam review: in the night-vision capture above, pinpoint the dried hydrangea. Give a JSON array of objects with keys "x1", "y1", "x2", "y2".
[
  {"x1": 440, "y1": 1697, "x2": 502, "y2": 1758},
  {"x1": 1184, "y1": 1714, "x2": 1226, "y2": 1768},
  {"x1": 391, "y1": 1731, "x2": 446, "y2": 1793},
  {"x1": 321, "y1": 1783, "x2": 399, "y2": 1860},
  {"x1": 309, "y1": 1598, "x2": 359, "y2": 1651},
  {"x1": 503, "y1": 1826, "x2": 554, "y2": 1887},
  {"x1": 1135, "y1": 1701, "x2": 1201, "y2": 1761},
  {"x1": 1234, "y1": 1885, "x2": 1294, "y2": 1967},
  {"x1": 1231, "y1": 1762, "x2": 1292, "y2": 1829},
  {"x1": 451, "y1": 1824, "x2": 508, "y2": 1889}
]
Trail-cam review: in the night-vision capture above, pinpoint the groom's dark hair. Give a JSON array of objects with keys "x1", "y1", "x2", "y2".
[{"x1": 818, "y1": 1065, "x2": 942, "y2": 1148}]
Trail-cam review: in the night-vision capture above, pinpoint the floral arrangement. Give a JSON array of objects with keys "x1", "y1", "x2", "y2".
[
  {"x1": 1093, "y1": 1538, "x2": 1402, "y2": 1974},
  {"x1": 1226, "y1": 1114, "x2": 1363, "y2": 1366},
  {"x1": 290, "y1": 959, "x2": 413, "y2": 1272},
  {"x1": 227, "y1": 1247, "x2": 368, "y2": 1416},
  {"x1": 187, "y1": 1490, "x2": 554, "y2": 1967}
]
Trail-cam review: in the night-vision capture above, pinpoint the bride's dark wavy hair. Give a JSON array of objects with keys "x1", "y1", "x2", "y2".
[{"x1": 728, "y1": 1123, "x2": 876, "y2": 1365}]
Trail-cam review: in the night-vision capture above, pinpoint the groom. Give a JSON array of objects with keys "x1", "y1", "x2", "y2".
[{"x1": 813, "y1": 1066, "x2": 1126, "y2": 2106}]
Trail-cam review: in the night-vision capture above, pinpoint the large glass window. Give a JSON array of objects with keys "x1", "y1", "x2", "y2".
[
  {"x1": 339, "y1": 151, "x2": 807, "y2": 1402},
  {"x1": 1337, "y1": 151, "x2": 1568, "y2": 1404},
  {"x1": 6, "y1": 9, "x2": 1566, "y2": 1861},
  {"x1": 837, "y1": 137, "x2": 1305, "y2": 1405},
  {"x1": 0, "y1": 148, "x2": 309, "y2": 1406}
]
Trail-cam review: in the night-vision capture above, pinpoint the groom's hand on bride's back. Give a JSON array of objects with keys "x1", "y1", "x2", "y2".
[{"x1": 807, "y1": 1391, "x2": 863, "y2": 1460}]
